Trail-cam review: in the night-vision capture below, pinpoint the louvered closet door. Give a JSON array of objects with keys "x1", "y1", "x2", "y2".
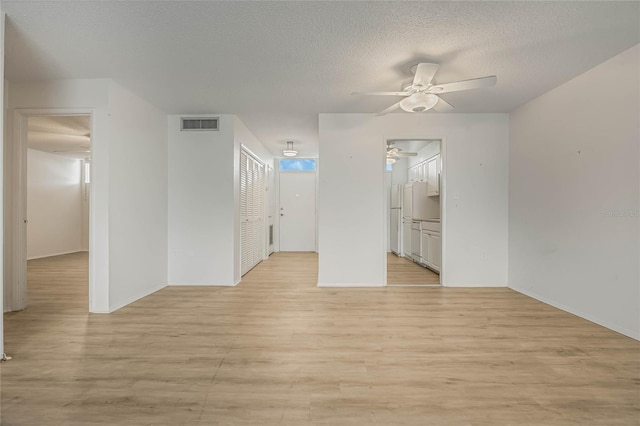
[{"x1": 240, "y1": 149, "x2": 266, "y2": 276}]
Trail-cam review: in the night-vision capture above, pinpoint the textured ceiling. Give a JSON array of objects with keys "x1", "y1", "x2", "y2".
[{"x1": 3, "y1": 1, "x2": 639, "y2": 157}]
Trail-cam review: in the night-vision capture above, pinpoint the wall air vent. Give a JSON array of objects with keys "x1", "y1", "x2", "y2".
[{"x1": 180, "y1": 117, "x2": 219, "y2": 131}]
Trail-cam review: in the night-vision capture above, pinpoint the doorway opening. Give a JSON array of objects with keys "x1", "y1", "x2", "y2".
[
  {"x1": 5, "y1": 112, "x2": 92, "y2": 314},
  {"x1": 27, "y1": 115, "x2": 91, "y2": 311},
  {"x1": 238, "y1": 155, "x2": 319, "y2": 288},
  {"x1": 385, "y1": 139, "x2": 442, "y2": 286}
]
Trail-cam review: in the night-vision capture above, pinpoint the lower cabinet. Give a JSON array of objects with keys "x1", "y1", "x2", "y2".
[
  {"x1": 421, "y1": 228, "x2": 441, "y2": 273},
  {"x1": 402, "y1": 220, "x2": 412, "y2": 258}
]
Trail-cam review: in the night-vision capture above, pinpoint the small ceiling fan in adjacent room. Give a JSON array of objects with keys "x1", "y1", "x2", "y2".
[
  {"x1": 353, "y1": 63, "x2": 497, "y2": 115},
  {"x1": 386, "y1": 142, "x2": 417, "y2": 164}
]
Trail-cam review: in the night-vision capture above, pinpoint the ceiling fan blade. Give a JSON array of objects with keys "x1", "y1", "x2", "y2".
[
  {"x1": 396, "y1": 152, "x2": 418, "y2": 157},
  {"x1": 432, "y1": 96, "x2": 454, "y2": 112},
  {"x1": 352, "y1": 91, "x2": 411, "y2": 96},
  {"x1": 376, "y1": 101, "x2": 403, "y2": 116},
  {"x1": 412, "y1": 63, "x2": 439, "y2": 88},
  {"x1": 430, "y1": 75, "x2": 497, "y2": 94}
]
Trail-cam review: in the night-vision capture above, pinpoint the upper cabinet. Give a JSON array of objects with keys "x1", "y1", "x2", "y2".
[
  {"x1": 408, "y1": 154, "x2": 440, "y2": 196},
  {"x1": 409, "y1": 166, "x2": 419, "y2": 183},
  {"x1": 426, "y1": 154, "x2": 440, "y2": 197}
]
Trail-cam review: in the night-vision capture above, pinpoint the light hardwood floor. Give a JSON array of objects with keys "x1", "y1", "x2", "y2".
[
  {"x1": 1, "y1": 252, "x2": 638, "y2": 425},
  {"x1": 387, "y1": 252, "x2": 440, "y2": 285}
]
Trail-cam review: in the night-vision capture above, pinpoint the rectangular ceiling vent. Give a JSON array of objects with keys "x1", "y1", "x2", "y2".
[{"x1": 181, "y1": 117, "x2": 219, "y2": 131}]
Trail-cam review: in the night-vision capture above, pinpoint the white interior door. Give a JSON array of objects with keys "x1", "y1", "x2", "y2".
[
  {"x1": 240, "y1": 149, "x2": 265, "y2": 275},
  {"x1": 279, "y1": 172, "x2": 316, "y2": 251}
]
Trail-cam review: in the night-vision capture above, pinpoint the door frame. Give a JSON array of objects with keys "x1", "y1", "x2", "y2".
[
  {"x1": 239, "y1": 145, "x2": 268, "y2": 276},
  {"x1": 382, "y1": 137, "x2": 447, "y2": 286},
  {"x1": 276, "y1": 158, "x2": 319, "y2": 253},
  {"x1": 5, "y1": 108, "x2": 97, "y2": 312}
]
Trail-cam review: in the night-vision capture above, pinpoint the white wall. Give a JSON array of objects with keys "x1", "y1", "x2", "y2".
[
  {"x1": 509, "y1": 44, "x2": 640, "y2": 339},
  {"x1": 6, "y1": 78, "x2": 168, "y2": 313},
  {"x1": 107, "y1": 82, "x2": 168, "y2": 311},
  {"x1": 168, "y1": 115, "x2": 273, "y2": 286},
  {"x1": 168, "y1": 115, "x2": 237, "y2": 285},
  {"x1": 390, "y1": 157, "x2": 408, "y2": 186},
  {"x1": 318, "y1": 113, "x2": 509, "y2": 287},
  {"x1": 27, "y1": 149, "x2": 82, "y2": 259}
]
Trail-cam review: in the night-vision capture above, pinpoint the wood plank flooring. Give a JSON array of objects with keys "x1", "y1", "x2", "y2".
[
  {"x1": 1, "y1": 252, "x2": 639, "y2": 425},
  {"x1": 387, "y1": 252, "x2": 440, "y2": 285}
]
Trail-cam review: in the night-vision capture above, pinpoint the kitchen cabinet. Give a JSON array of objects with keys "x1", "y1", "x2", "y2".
[
  {"x1": 408, "y1": 166, "x2": 418, "y2": 183},
  {"x1": 411, "y1": 222, "x2": 421, "y2": 262},
  {"x1": 402, "y1": 220, "x2": 412, "y2": 258},
  {"x1": 408, "y1": 156, "x2": 439, "y2": 188},
  {"x1": 420, "y1": 231, "x2": 429, "y2": 266},
  {"x1": 427, "y1": 155, "x2": 440, "y2": 196},
  {"x1": 420, "y1": 222, "x2": 441, "y2": 273},
  {"x1": 408, "y1": 162, "x2": 427, "y2": 183}
]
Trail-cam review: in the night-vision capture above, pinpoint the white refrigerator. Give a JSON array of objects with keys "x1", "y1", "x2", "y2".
[
  {"x1": 390, "y1": 184, "x2": 403, "y2": 255},
  {"x1": 406, "y1": 182, "x2": 431, "y2": 221}
]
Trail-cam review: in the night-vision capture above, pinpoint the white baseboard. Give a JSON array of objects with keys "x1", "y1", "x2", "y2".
[
  {"x1": 443, "y1": 282, "x2": 507, "y2": 287},
  {"x1": 167, "y1": 282, "x2": 239, "y2": 287},
  {"x1": 317, "y1": 282, "x2": 386, "y2": 288},
  {"x1": 109, "y1": 283, "x2": 167, "y2": 313},
  {"x1": 27, "y1": 250, "x2": 85, "y2": 260},
  {"x1": 510, "y1": 286, "x2": 640, "y2": 341}
]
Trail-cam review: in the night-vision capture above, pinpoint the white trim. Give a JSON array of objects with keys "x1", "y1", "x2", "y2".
[
  {"x1": 27, "y1": 250, "x2": 85, "y2": 261},
  {"x1": 511, "y1": 286, "x2": 640, "y2": 341},
  {"x1": 439, "y1": 137, "x2": 448, "y2": 287},
  {"x1": 168, "y1": 282, "x2": 240, "y2": 287},
  {"x1": 7, "y1": 108, "x2": 102, "y2": 313},
  {"x1": 0, "y1": 12, "x2": 5, "y2": 356},
  {"x1": 317, "y1": 283, "x2": 386, "y2": 288},
  {"x1": 387, "y1": 284, "x2": 441, "y2": 287},
  {"x1": 382, "y1": 137, "x2": 447, "y2": 287},
  {"x1": 276, "y1": 158, "x2": 319, "y2": 253},
  {"x1": 381, "y1": 146, "x2": 388, "y2": 285},
  {"x1": 240, "y1": 144, "x2": 265, "y2": 166},
  {"x1": 444, "y1": 282, "x2": 507, "y2": 288}
]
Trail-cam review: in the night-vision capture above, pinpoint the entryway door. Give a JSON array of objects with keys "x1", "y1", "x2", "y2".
[{"x1": 279, "y1": 171, "x2": 316, "y2": 251}]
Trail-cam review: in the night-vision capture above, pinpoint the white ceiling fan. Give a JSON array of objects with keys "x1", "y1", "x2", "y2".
[
  {"x1": 386, "y1": 142, "x2": 417, "y2": 164},
  {"x1": 353, "y1": 63, "x2": 497, "y2": 115}
]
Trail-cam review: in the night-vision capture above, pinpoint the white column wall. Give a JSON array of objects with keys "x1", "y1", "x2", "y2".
[
  {"x1": 107, "y1": 82, "x2": 168, "y2": 311},
  {"x1": 26, "y1": 149, "x2": 82, "y2": 259},
  {"x1": 509, "y1": 45, "x2": 640, "y2": 339},
  {"x1": 318, "y1": 113, "x2": 509, "y2": 287},
  {"x1": 167, "y1": 115, "x2": 237, "y2": 285}
]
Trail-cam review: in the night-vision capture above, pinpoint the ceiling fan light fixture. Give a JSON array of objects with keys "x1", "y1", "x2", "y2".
[
  {"x1": 400, "y1": 93, "x2": 439, "y2": 113},
  {"x1": 386, "y1": 157, "x2": 396, "y2": 164},
  {"x1": 282, "y1": 141, "x2": 298, "y2": 157}
]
